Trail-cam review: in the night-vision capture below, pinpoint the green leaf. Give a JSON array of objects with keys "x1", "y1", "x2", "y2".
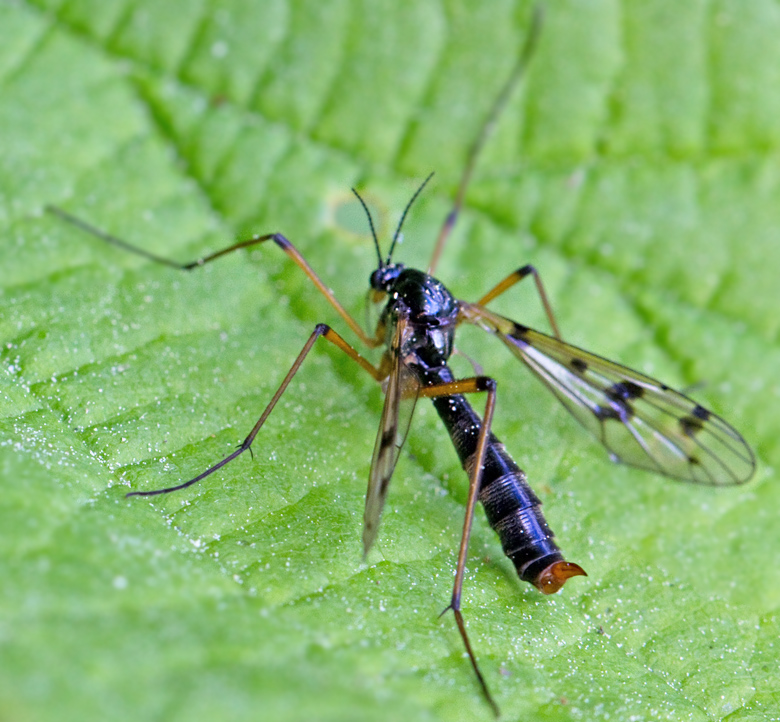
[{"x1": 1, "y1": 1, "x2": 778, "y2": 720}]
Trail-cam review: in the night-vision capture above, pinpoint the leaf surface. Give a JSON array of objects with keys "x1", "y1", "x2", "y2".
[{"x1": 1, "y1": 2, "x2": 778, "y2": 720}]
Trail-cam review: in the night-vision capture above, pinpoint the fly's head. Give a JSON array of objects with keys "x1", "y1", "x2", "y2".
[
  {"x1": 369, "y1": 263, "x2": 405, "y2": 302},
  {"x1": 353, "y1": 172, "x2": 436, "y2": 302}
]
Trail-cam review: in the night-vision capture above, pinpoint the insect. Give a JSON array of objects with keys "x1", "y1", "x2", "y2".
[{"x1": 46, "y1": 12, "x2": 755, "y2": 717}]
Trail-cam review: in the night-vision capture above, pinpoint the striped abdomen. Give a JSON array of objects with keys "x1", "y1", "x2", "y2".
[{"x1": 420, "y1": 365, "x2": 585, "y2": 593}]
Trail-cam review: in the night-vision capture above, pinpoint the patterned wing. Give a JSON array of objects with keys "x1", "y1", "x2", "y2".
[
  {"x1": 461, "y1": 303, "x2": 755, "y2": 486},
  {"x1": 362, "y1": 315, "x2": 421, "y2": 556}
]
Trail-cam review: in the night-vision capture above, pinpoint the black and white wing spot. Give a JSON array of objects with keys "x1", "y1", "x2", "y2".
[
  {"x1": 680, "y1": 414, "x2": 705, "y2": 437},
  {"x1": 605, "y1": 380, "x2": 645, "y2": 402},
  {"x1": 570, "y1": 357, "x2": 588, "y2": 373}
]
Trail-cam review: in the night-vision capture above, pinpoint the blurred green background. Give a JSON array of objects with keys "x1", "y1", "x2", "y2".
[{"x1": 1, "y1": 1, "x2": 778, "y2": 720}]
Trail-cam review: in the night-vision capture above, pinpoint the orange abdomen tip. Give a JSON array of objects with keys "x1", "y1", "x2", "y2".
[{"x1": 533, "y1": 561, "x2": 587, "y2": 595}]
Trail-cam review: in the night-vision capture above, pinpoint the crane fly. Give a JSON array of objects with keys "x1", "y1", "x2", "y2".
[{"x1": 46, "y1": 11, "x2": 755, "y2": 717}]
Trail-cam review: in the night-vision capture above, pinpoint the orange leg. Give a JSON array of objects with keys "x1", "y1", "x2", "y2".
[
  {"x1": 427, "y1": 7, "x2": 542, "y2": 277},
  {"x1": 418, "y1": 375, "x2": 500, "y2": 717},
  {"x1": 46, "y1": 205, "x2": 381, "y2": 349},
  {"x1": 476, "y1": 263, "x2": 562, "y2": 339},
  {"x1": 126, "y1": 324, "x2": 382, "y2": 497}
]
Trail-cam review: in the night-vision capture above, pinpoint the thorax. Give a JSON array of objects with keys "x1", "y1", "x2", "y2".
[{"x1": 374, "y1": 267, "x2": 460, "y2": 371}]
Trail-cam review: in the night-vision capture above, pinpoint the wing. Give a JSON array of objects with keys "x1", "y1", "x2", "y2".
[
  {"x1": 460, "y1": 303, "x2": 755, "y2": 486},
  {"x1": 362, "y1": 314, "x2": 421, "y2": 556}
]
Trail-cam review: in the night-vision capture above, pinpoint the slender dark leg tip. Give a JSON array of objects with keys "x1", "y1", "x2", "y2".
[
  {"x1": 125, "y1": 490, "x2": 155, "y2": 498},
  {"x1": 438, "y1": 603, "x2": 454, "y2": 619}
]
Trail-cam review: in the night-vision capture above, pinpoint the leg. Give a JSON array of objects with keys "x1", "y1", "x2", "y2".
[
  {"x1": 427, "y1": 6, "x2": 543, "y2": 276},
  {"x1": 418, "y1": 375, "x2": 500, "y2": 718},
  {"x1": 46, "y1": 205, "x2": 381, "y2": 348},
  {"x1": 476, "y1": 263, "x2": 562, "y2": 339},
  {"x1": 126, "y1": 324, "x2": 383, "y2": 497}
]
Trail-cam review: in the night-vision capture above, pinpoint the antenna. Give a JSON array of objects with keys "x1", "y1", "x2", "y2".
[
  {"x1": 386, "y1": 171, "x2": 435, "y2": 264},
  {"x1": 351, "y1": 187, "x2": 383, "y2": 267}
]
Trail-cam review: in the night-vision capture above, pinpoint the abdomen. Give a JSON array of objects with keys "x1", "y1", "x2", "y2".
[{"x1": 419, "y1": 364, "x2": 585, "y2": 593}]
